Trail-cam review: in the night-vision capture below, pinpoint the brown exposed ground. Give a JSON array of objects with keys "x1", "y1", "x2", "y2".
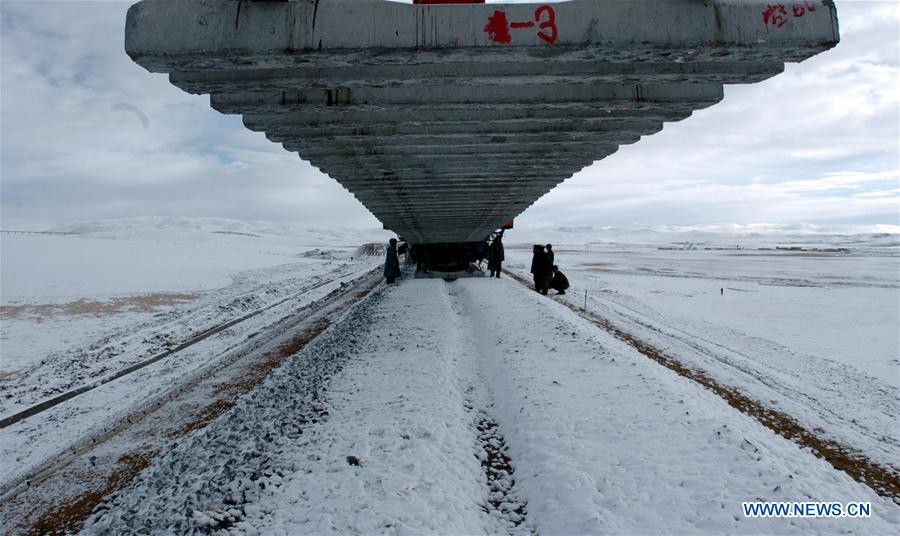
[
  {"x1": 26, "y1": 451, "x2": 157, "y2": 536},
  {"x1": 1, "y1": 293, "x2": 199, "y2": 320},
  {"x1": 504, "y1": 269, "x2": 900, "y2": 500}
]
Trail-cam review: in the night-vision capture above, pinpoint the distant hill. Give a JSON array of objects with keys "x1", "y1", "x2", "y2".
[
  {"x1": 36, "y1": 217, "x2": 393, "y2": 245},
  {"x1": 507, "y1": 223, "x2": 900, "y2": 250}
]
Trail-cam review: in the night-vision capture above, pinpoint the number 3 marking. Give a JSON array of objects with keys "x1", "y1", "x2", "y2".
[{"x1": 535, "y1": 5, "x2": 558, "y2": 44}]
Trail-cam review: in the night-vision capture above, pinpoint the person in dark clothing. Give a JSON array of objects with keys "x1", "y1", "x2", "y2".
[
  {"x1": 545, "y1": 244, "x2": 554, "y2": 266},
  {"x1": 550, "y1": 265, "x2": 570, "y2": 295},
  {"x1": 384, "y1": 238, "x2": 401, "y2": 284},
  {"x1": 487, "y1": 232, "x2": 505, "y2": 278},
  {"x1": 530, "y1": 244, "x2": 551, "y2": 295}
]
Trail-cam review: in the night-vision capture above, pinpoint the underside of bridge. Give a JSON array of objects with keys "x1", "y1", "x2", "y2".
[{"x1": 125, "y1": 0, "x2": 839, "y2": 247}]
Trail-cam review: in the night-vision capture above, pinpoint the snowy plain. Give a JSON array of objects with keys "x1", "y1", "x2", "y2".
[
  {"x1": 504, "y1": 227, "x2": 899, "y2": 471},
  {"x1": 0, "y1": 218, "x2": 389, "y2": 496},
  {"x1": 83, "y1": 278, "x2": 899, "y2": 535},
  {"x1": 1, "y1": 220, "x2": 898, "y2": 534},
  {"x1": 1, "y1": 217, "x2": 390, "y2": 375}
]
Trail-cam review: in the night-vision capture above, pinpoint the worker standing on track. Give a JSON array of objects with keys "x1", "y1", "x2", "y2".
[
  {"x1": 530, "y1": 244, "x2": 551, "y2": 295},
  {"x1": 384, "y1": 238, "x2": 401, "y2": 284},
  {"x1": 487, "y1": 230, "x2": 505, "y2": 278}
]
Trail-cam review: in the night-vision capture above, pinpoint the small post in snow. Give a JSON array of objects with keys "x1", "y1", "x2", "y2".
[
  {"x1": 720, "y1": 287, "x2": 724, "y2": 296},
  {"x1": 584, "y1": 289, "x2": 588, "y2": 310}
]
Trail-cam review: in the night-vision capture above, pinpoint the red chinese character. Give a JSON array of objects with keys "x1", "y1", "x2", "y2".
[
  {"x1": 484, "y1": 10, "x2": 511, "y2": 43},
  {"x1": 792, "y1": 4, "x2": 805, "y2": 17},
  {"x1": 762, "y1": 4, "x2": 788, "y2": 29}
]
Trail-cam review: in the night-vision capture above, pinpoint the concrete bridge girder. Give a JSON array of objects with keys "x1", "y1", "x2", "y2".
[
  {"x1": 252, "y1": 118, "x2": 665, "y2": 138},
  {"x1": 125, "y1": 0, "x2": 840, "y2": 245},
  {"x1": 169, "y1": 62, "x2": 785, "y2": 95},
  {"x1": 274, "y1": 132, "x2": 646, "y2": 150},
  {"x1": 325, "y1": 172, "x2": 582, "y2": 184},
  {"x1": 289, "y1": 141, "x2": 621, "y2": 156},
  {"x1": 209, "y1": 83, "x2": 726, "y2": 108},
  {"x1": 309, "y1": 156, "x2": 595, "y2": 170},
  {"x1": 239, "y1": 103, "x2": 697, "y2": 125}
]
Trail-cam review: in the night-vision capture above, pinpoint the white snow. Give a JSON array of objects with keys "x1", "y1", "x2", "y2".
[
  {"x1": 2, "y1": 220, "x2": 897, "y2": 534},
  {"x1": 0, "y1": 218, "x2": 389, "y2": 494},
  {"x1": 81, "y1": 278, "x2": 899, "y2": 534},
  {"x1": 503, "y1": 231, "x2": 899, "y2": 470},
  {"x1": 0, "y1": 218, "x2": 390, "y2": 375},
  {"x1": 2, "y1": 217, "x2": 390, "y2": 304}
]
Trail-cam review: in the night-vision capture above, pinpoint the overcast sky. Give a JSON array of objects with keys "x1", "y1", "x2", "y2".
[{"x1": 1, "y1": 0, "x2": 897, "y2": 231}]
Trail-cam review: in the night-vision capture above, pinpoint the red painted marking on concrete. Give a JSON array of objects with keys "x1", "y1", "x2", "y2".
[
  {"x1": 791, "y1": 1, "x2": 817, "y2": 17},
  {"x1": 483, "y1": 4, "x2": 558, "y2": 44},
  {"x1": 762, "y1": 4, "x2": 789, "y2": 29},
  {"x1": 764, "y1": 2, "x2": 817, "y2": 29},
  {"x1": 535, "y1": 4, "x2": 558, "y2": 44},
  {"x1": 484, "y1": 10, "x2": 512, "y2": 43}
]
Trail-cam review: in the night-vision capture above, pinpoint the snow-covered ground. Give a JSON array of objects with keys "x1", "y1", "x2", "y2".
[
  {"x1": 1, "y1": 217, "x2": 389, "y2": 376},
  {"x1": 504, "y1": 229, "x2": 899, "y2": 471},
  {"x1": 2, "y1": 217, "x2": 389, "y2": 304},
  {"x1": 0, "y1": 218, "x2": 389, "y2": 494},
  {"x1": 83, "y1": 278, "x2": 899, "y2": 534},
  {"x1": 2, "y1": 220, "x2": 898, "y2": 534}
]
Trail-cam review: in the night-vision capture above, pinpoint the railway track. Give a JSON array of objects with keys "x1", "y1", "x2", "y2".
[
  {"x1": 0, "y1": 265, "x2": 374, "y2": 430},
  {"x1": 0, "y1": 267, "x2": 383, "y2": 535}
]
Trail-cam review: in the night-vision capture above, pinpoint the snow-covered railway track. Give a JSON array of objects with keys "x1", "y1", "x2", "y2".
[
  {"x1": 0, "y1": 266, "x2": 373, "y2": 431},
  {"x1": 503, "y1": 269, "x2": 900, "y2": 500},
  {"x1": 0, "y1": 268, "x2": 382, "y2": 535},
  {"x1": 22, "y1": 277, "x2": 896, "y2": 534}
]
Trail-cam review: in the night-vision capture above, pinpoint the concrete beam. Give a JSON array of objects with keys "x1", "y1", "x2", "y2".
[
  {"x1": 332, "y1": 173, "x2": 572, "y2": 184},
  {"x1": 210, "y1": 82, "x2": 725, "y2": 108},
  {"x1": 252, "y1": 118, "x2": 664, "y2": 139},
  {"x1": 307, "y1": 155, "x2": 594, "y2": 169},
  {"x1": 124, "y1": 0, "x2": 840, "y2": 244},
  {"x1": 273, "y1": 131, "x2": 644, "y2": 149},
  {"x1": 324, "y1": 172, "x2": 582, "y2": 184},
  {"x1": 169, "y1": 60, "x2": 784, "y2": 94},
  {"x1": 289, "y1": 141, "x2": 620, "y2": 157},
  {"x1": 240, "y1": 103, "x2": 696, "y2": 125},
  {"x1": 126, "y1": 0, "x2": 838, "y2": 71}
]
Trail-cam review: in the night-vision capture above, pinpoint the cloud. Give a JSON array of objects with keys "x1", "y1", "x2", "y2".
[
  {"x1": 516, "y1": 0, "x2": 899, "y2": 228},
  {"x1": 1, "y1": 0, "x2": 897, "y2": 232},
  {"x1": 0, "y1": 0, "x2": 380, "y2": 228}
]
